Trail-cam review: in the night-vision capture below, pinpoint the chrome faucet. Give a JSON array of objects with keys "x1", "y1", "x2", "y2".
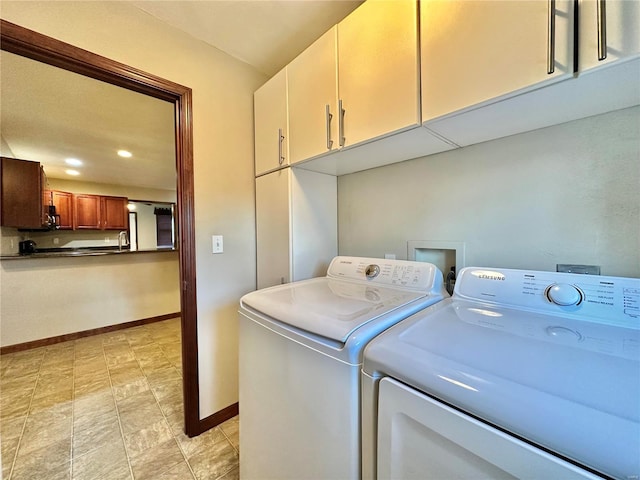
[{"x1": 118, "y1": 231, "x2": 129, "y2": 251}]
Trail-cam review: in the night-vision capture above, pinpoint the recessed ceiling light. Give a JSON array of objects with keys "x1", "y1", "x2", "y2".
[
  {"x1": 65, "y1": 158, "x2": 83, "y2": 166},
  {"x1": 117, "y1": 150, "x2": 133, "y2": 158},
  {"x1": 65, "y1": 169, "x2": 80, "y2": 176}
]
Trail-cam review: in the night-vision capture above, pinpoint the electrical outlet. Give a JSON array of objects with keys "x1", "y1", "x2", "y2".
[
  {"x1": 212, "y1": 235, "x2": 223, "y2": 254},
  {"x1": 384, "y1": 253, "x2": 396, "y2": 260},
  {"x1": 53, "y1": 237, "x2": 59, "y2": 245}
]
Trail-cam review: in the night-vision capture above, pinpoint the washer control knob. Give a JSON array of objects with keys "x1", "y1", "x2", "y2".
[
  {"x1": 545, "y1": 283, "x2": 583, "y2": 306},
  {"x1": 365, "y1": 264, "x2": 380, "y2": 279}
]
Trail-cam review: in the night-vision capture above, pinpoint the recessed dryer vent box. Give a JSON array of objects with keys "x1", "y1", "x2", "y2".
[
  {"x1": 407, "y1": 241, "x2": 465, "y2": 276},
  {"x1": 557, "y1": 264, "x2": 601, "y2": 275}
]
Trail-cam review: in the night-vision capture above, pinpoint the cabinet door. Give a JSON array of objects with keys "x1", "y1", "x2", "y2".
[
  {"x1": 288, "y1": 27, "x2": 339, "y2": 164},
  {"x1": 254, "y1": 68, "x2": 288, "y2": 176},
  {"x1": 0, "y1": 157, "x2": 44, "y2": 229},
  {"x1": 421, "y1": 0, "x2": 574, "y2": 122},
  {"x1": 51, "y1": 191, "x2": 73, "y2": 230},
  {"x1": 40, "y1": 167, "x2": 49, "y2": 226},
  {"x1": 338, "y1": 0, "x2": 420, "y2": 148},
  {"x1": 43, "y1": 189, "x2": 52, "y2": 224},
  {"x1": 102, "y1": 196, "x2": 128, "y2": 230},
  {"x1": 578, "y1": 0, "x2": 640, "y2": 72},
  {"x1": 256, "y1": 169, "x2": 291, "y2": 289},
  {"x1": 73, "y1": 194, "x2": 101, "y2": 229}
]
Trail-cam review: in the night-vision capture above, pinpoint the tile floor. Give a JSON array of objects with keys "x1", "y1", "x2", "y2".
[{"x1": 0, "y1": 318, "x2": 239, "y2": 480}]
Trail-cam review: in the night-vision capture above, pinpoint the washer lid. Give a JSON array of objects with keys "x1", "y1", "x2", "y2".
[
  {"x1": 241, "y1": 277, "x2": 427, "y2": 343},
  {"x1": 363, "y1": 299, "x2": 640, "y2": 479}
]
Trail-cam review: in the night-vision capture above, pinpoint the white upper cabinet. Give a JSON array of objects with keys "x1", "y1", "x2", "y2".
[
  {"x1": 286, "y1": 0, "x2": 455, "y2": 175},
  {"x1": 254, "y1": 68, "x2": 288, "y2": 176},
  {"x1": 423, "y1": 0, "x2": 638, "y2": 147},
  {"x1": 421, "y1": 0, "x2": 574, "y2": 123},
  {"x1": 337, "y1": 0, "x2": 421, "y2": 148},
  {"x1": 288, "y1": 27, "x2": 339, "y2": 165},
  {"x1": 258, "y1": 0, "x2": 637, "y2": 176},
  {"x1": 578, "y1": 0, "x2": 640, "y2": 72}
]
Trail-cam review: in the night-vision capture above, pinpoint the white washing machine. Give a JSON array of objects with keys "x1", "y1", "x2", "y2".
[
  {"x1": 362, "y1": 267, "x2": 640, "y2": 479},
  {"x1": 238, "y1": 256, "x2": 447, "y2": 480}
]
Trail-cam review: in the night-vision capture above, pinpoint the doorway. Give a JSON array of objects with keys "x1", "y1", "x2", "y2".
[{"x1": 0, "y1": 20, "x2": 202, "y2": 436}]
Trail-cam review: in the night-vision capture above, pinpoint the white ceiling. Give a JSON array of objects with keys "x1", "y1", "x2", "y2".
[
  {"x1": 1, "y1": 50, "x2": 177, "y2": 191},
  {"x1": 0, "y1": 1, "x2": 362, "y2": 191},
  {"x1": 131, "y1": 1, "x2": 362, "y2": 77}
]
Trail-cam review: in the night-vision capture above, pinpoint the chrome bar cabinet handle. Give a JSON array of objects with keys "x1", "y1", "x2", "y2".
[
  {"x1": 547, "y1": 0, "x2": 556, "y2": 74},
  {"x1": 325, "y1": 104, "x2": 333, "y2": 150},
  {"x1": 597, "y1": 0, "x2": 608, "y2": 60},
  {"x1": 278, "y1": 128, "x2": 285, "y2": 166},
  {"x1": 338, "y1": 99, "x2": 346, "y2": 147}
]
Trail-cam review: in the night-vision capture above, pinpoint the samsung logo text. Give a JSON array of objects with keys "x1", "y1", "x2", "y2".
[{"x1": 471, "y1": 270, "x2": 506, "y2": 281}]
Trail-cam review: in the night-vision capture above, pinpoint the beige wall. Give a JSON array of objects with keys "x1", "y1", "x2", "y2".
[
  {"x1": 338, "y1": 106, "x2": 640, "y2": 278},
  {"x1": 1, "y1": 252, "x2": 180, "y2": 346},
  {"x1": 0, "y1": 2, "x2": 266, "y2": 418}
]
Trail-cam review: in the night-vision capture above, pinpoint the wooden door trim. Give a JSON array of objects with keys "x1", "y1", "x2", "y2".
[{"x1": 1, "y1": 20, "x2": 202, "y2": 436}]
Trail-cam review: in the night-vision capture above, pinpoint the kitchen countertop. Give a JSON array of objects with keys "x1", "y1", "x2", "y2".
[{"x1": 0, "y1": 247, "x2": 178, "y2": 260}]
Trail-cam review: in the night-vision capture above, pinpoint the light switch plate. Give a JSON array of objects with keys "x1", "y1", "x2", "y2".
[{"x1": 212, "y1": 235, "x2": 223, "y2": 254}]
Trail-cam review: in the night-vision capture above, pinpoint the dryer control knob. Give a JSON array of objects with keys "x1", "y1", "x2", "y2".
[
  {"x1": 545, "y1": 283, "x2": 583, "y2": 306},
  {"x1": 365, "y1": 264, "x2": 380, "y2": 279}
]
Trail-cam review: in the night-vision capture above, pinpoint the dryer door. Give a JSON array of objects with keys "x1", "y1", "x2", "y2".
[{"x1": 376, "y1": 378, "x2": 600, "y2": 479}]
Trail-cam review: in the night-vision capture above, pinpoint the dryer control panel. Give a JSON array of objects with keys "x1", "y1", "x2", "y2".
[
  {"x1": 327, "y1": 256, "x2": 444, "y2": 293},
  {"x1": 455, "y1": 267, "x2": 640, "y2": 327}
]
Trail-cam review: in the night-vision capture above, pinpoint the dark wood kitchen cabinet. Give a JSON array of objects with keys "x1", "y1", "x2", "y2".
[
  {"x1": 48, "y1": 190, "x2": 73, "y2": 230},
  {"x1": 0, "y1": 157, "x2": 49, "y2": 229},
  {"x1": 101, "y1": 196, "x2": 128, "y2": 230},
  {"x1": 73, "y1": 194, "x2": 101, "y2": 229},
  {"x1": 73, "y1": 193, "x2": 127, "y2": 230}
]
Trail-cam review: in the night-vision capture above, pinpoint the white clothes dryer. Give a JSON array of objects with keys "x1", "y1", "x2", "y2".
[
  {"x1": 362, "y1": 267, "x2": 640, "y2": 480},
  {"x1": 238, "y1": 256, "x2": 447, "y2": 480}
]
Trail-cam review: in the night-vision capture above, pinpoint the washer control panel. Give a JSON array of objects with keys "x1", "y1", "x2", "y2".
[
  {"x1": 455, "y1": 267, "x2": 640, "y2": 327},
  {"x1": 327, "y1": 256, "x2": 442, "y2": 292}
]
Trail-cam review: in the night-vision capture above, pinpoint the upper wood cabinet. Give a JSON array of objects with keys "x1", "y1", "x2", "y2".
[
  {"x1": 578, "y1": 0, "x2": 640, "y2": 72},
  {"x1": 44, "y1": 189, "x2": 73, "y2": 230},
  {"x1": 50, "y1": 190, "x2": 73, "y2": 230},
  {"x1": 0, "y1": 157, "x2": 48, "y2": 229},
  {"x1": 74, "y1": 194, "x2": 101, "y2": 230},
  {"x1": 421, "y1": 0, "x2": 574, "y2": 123},
  {"x1": 73, "y1": 194, "x2": 127, "y2": 230},
  {"x1": 337, "y1": 0, "x2": 420, "y2": 147},
  {"x1": 288, "y1": 27, "x2": 339, "y2": 164},
  {"x1": 254, "y1": 68, "x2": 288, "y2": 176},
  {"x1": 101, "y1": 196, "x2": 128, "y2": 230}
]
